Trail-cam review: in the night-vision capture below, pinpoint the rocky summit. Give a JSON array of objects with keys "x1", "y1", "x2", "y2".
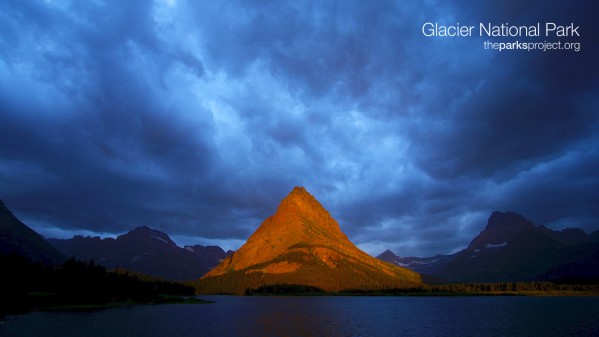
[
  {"x1": 49, "y1": 226, "x2": 228, "y2": 281},
  {"x1": 379, "y1": 211, "x2": 599, "y2": 283},
  {"x1": 197, "y1": 186, "x2": 421, "y2": 294}
]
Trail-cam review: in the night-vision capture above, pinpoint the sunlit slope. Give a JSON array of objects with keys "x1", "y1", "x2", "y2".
[{"x1": 197, "y1": 187, "x2": 421, "y2": 294}]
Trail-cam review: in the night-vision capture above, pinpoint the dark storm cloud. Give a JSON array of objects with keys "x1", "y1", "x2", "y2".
[{"x1": 0, "y1": 0, "x2": 597, "y2": 256}]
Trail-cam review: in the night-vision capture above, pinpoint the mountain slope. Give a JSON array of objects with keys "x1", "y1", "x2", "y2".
[
  {"x1": 49, "y1": 226, "x2": 227, "y2": 281},
  {"x1": 379, "y1": 211, "x2": 599, "y2": 283},
  {"x1": 197, "y1": 187, "x2": 421, "y2": 294},
  {"x1": 0, "y1": 198, "x2": 66, "y2": 265},
  {"x1": 436, "y1": 212, "x2": 599, "y2": 282}
]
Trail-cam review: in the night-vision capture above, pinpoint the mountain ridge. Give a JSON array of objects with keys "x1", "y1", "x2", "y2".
[
  {"x1": 48, "y1": 226, "x2": 228, "y2": 281},
  {"x1": 378, "y1": 211, "x2": 599, "y2": 283}
]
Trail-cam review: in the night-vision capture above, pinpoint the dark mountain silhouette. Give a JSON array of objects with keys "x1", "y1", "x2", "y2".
[
  {"x1": 379, "y1": 211, "x2": 599, "y2": 283},
  {"x1": 196, "y1": 187, "x2": 422, "y2": 294},
  {"x1": 0, "y1": 198, "x2": 65, "y2": 265},
  {"x1": 376, "y1": 249, "x2": 455, "y2": 276},
  {"x1": 49, "y1": 226, "x2": 228, "y2": 281}
]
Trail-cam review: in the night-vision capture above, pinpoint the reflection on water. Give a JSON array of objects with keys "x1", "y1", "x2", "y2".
[{"x1": 1, "y1": 296, "x2": 598, "y2": 337}]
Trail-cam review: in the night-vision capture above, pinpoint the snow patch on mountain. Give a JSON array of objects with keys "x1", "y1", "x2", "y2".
[
  {"x1": 485, "y1": 242, "x2": 507, "y2": 248},
  {"x1": 130, "y1": 252, "x2": 153, "y2": 262},
  {"x1": 150, "y1": 234, "x2": 170, "y2": 244}
]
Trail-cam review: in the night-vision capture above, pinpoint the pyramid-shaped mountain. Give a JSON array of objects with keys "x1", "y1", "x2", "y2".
[{"x1": 196, "y1": 187, "x2": 421, "y2": 294}]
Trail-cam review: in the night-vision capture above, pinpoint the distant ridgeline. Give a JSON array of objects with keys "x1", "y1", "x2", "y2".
[
  {"x1": 0, "y1": 198, "x2": 198, "y2": 315},
  {"x1": 377, "y1": 211, "x2": 599, "y2": 285},
  {"x1": 0, "y1": 196, "x2": 228, "y2": 282},
  {"x1": 48, "y1": 226, "x2": 230, "y2": 281}
]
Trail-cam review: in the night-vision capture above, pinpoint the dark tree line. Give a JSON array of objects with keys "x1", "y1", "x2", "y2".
[
  {"x1": 245, "y1": 284, "x2": 325, "y2": 295},
  {"x1": 0, "y1": 254, "x2": 195, "y2": 316},
  {"x1": 343, "y1": 281, "x2": 599, "y2": 295}
]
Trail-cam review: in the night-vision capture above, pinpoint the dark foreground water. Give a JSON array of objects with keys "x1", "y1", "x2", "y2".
[{"x1": 1, "y1": 296, "x2": 598, "y2": 337}]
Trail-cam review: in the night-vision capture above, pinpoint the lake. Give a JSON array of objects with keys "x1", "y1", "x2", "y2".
[{"x1": 1, "y1": 296, "x2": 598, "y2": 336}]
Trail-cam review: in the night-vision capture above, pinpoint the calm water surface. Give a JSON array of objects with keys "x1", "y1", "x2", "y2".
[{"x1": 1, "y1": 296, "x2": 598, "y2": 337}]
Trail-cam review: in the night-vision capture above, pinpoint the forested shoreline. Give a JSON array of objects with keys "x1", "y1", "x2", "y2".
[
  {"x1": 243, "y1": 282, "x2": 599, "y2": 296},
  {"x1": 0, "y1": 254, "x2": 203, "y2": 317}
]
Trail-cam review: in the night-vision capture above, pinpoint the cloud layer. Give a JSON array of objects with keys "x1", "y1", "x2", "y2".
[{"x1": 1, "y1": 0, "x2": 597, "y2": 256}]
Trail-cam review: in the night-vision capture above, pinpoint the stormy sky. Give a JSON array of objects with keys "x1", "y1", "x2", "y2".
[{"x1": 1, "y1": 0, "x2": 597, "y2": 257}]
